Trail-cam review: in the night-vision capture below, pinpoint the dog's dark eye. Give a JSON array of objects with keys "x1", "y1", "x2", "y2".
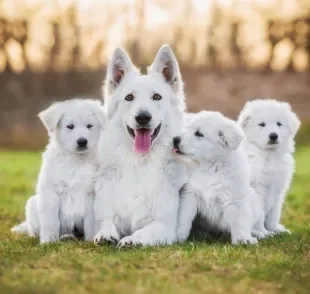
[
  {"x1": 277, "y1": 122, "x2": 282, "y2": 127},
  {"x1": 152, "y1": 93, "x2": 162, "y2": 101},
  {"x1": 125, "y1": 94, "x2": 134, "y2": 101},
  {"x1": 87, "y1": 124, "x2": 93, "y2": 129},
  {"x1": 259, "y1": 122, "x2": 266, "y2": 127},
  {"x1": 67, "y1": 124, "x2": 74, "y2": 130},
  {"x1": 195, "y1": 131, "x2": 204, "y2": 137}
]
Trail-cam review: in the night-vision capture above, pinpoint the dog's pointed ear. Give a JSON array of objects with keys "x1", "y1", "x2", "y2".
[
  {"x1": 283, "y1": 102, "x2": 301, "y2": 136},
  {"x1": 104, "y1": 48, "x2": 136, "y2": 97},
  {"x1": 218, "y1": 121, "x2": 245, "y2": 150},
  {"x1": 148, "y1": 44, "x2": 183, "y2": 94},
  {"x1": 38, "y1": 103, "x2": 62, "y2": 133}
]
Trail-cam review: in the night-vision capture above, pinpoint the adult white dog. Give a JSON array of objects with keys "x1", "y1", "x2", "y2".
[
  {"x1": 94, "y1": 45, "x2": 187, "y2": 248},
  {"x1": 12, "y1": 99, "x2": 105, "y2": 243},
  {"x1": 174, "y1": 111, "x2": 267, "y2": 245},
  {"x1": 238, "y1": 99, "x2": 300, "y2": 234}
]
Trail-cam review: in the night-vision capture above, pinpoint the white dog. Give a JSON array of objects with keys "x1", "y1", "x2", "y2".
[
  {"x1": 94, "y1": 45, "x2": 188, "y2": 248},
  {"x1": 238, "y1": 99, "x2": 300, "y2": 234},
  {"x1": 12, "y1": 99, "x2": 105, "y2": 243},
  {"x1": 174, "y1": 111, "x2": 268, "y2": 245}
]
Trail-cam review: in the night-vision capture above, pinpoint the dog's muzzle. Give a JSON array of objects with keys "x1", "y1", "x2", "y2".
[
  {"x1": 268, "y1": 132, "x2": 278, "y2": 145},
  {"x1": 172, "y1": 136, "x2": 185, "y2": 155}
]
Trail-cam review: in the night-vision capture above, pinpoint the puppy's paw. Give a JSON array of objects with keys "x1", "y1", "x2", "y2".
[
  {"x1": 94, "y1": 231, "x2": 119, "y2": 246},
  {"x1": 117, "y1": 236, "x2": 142, "y2": 249},
  {"x1": 266, "y1": 224, "x2": 291, "y2": 235},
  {"x1": 60, "y1": 234, "x2": 77, "y2": 241},
  {"x1": 272, "y1": 224, "x2": 291, "y2": 235},
  {"x1": 264, "y1": 230, "x2": 275, "y2": 237},
  {"x1": 232, "y1": 236, "x2": 258, "y2": 245},
  {"x1": 251, "y1": 230, "x2": 265, "y2": 240}
]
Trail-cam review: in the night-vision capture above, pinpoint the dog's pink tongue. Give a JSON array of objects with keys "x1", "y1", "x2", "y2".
[{"x1": 134, "y1": 129, "x2": 152, "y2": 154}]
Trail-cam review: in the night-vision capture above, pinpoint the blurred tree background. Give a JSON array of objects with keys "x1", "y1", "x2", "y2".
[{"x1": 0, "y1": 0, "x2": 309, "y2": 149}]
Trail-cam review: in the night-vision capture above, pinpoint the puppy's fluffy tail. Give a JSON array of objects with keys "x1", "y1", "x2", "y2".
[{"x1": 11, "y1": 221, "x2": 28, "y2": 235}]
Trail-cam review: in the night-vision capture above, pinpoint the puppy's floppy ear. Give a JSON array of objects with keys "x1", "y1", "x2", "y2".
[
  {"x1": 219, "y1": 120, "x2": 245, "y2": 150},
  {"x1": 38, "y1": 102, "x2": 62, "y2": 133},
  {"x1": 148, "y1": 44, "x2": 184, "y2": 94},
  {"x1": 237, "y1": 101, "x2": 251, "y2": 129},
  {"x1": 239, "y1": 116, "x2": 250, "y2": 129},
  {"x1": 92, "y1": 103, "x2": 106, "y2": 129},
  {"x1": 283, "y1": 102, "x2": 301, "y2": 137},
  {"x1": 104, "y1": 48, "x2": 136, "y2": 97}
]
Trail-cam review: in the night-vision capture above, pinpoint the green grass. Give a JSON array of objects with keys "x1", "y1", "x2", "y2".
[{"x1": 0, "y1": 149, "x2": 310, "y2": 294}]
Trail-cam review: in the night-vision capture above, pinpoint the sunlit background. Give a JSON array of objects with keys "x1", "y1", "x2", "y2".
[{"x1": 0, "y1": 0, "x2": 309, "y2": 148}]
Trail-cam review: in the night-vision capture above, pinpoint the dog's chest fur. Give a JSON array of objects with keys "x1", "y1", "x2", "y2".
[
  {"x1": 99, "y1": 155, "x2": 182, "y2": 236},
  {"x1": 41, "y1": 150, "x2": 97, "y2": 230},
  {"x1": 248, "y1": 151, "x2": 294, "y2": 212}
]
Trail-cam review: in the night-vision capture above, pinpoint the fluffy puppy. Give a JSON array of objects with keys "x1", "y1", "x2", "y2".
[
  {"x1": 174, "y1": 111, "x2": 264, "y2": 245},
  {"x1": 238, "y1": 99, "x2": 300, "y2": 234},
  {"x1": 12, "y1": 99, "x2": 105, "y2": 243}
]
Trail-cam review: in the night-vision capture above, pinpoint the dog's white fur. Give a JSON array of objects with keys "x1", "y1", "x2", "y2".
[
  {"x1": 238, "y1": 99, "x2": 300, "y2": 234},
  {"x1": 94, "y1": 45, "x2": 188, "y2": 248},
  {"x1": 11, "y1": 99, "x2": 105, "y2": 243},
  {"x1": 175, "y1": 111, "x2": 271, "y2": 245}
]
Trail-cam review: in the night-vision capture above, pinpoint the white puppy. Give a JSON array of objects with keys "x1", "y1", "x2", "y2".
[
  {"x1": 175, "y1": 111, "x2": 264, "y2": 245},
  {"x1": 12, "y1": 99, "x2": 105, "y2": 243},
  {"x1": 94, "y1": 45, "x2": 188, "y2": 248},
  {"x1": 238, "y1": 99, "x2": 300, "y2": 234}
]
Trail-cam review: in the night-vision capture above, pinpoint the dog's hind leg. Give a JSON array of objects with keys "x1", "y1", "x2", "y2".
[
  {"x1": 11, "y1": 194, "x2": 40, "y2": 236},
  {"x1": 26, "y1": 194, "x2": 40, "y2": 237},
  {"x1": 11, "y1": 221, "x2": 29, "y2": 235}
]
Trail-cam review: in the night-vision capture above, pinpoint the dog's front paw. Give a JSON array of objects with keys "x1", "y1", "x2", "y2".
[
  {"x1": 251, "y1": 230, "x2": 266, "y2": 240},
  {"x1": 117, "y1": 236, "x2": 142, "y2": 249},
  {"x1": 94, "y1": 227, "x2": 119, "y2": 246},
  {"x1": 60, "y1": 234, "x2": 77, "y2": 241},
  {"x1": 264, "y1": 230, "x2": 275, "y2": 237},
  {"x1": 271, "y1": 224, "x2": 291, "y2": 235},
  {"x1": 232, "y1": 236, "x2": 258, "y2": 245}
]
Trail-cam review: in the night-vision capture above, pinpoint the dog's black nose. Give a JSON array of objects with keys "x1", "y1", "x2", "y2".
[
  {"x1": 269, "y1": 133, "x2": 278, "y2": 142},
  {"x1": 77, "y1": 138, "x2": 88, "y2": 148},
  {"x1": 135, "y1": 111, "x2": 152, "y2": 126},
  {"x1": 173, "y1": 136, "x2": 181, "y2": 148}
]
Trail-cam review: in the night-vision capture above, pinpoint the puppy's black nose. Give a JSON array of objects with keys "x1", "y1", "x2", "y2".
[
  {"x1": 173, "y1": 136, "x2": 181, "y2": 148},
  {"x1": 135, "y1": 111, "x2": 152, "y2": 126},
  {"x1": 269, "y1": 133, "x2": 278, "y2": 142},
  {"x1": 77, "y1": 138, "x2": 88, "y2": 148}
]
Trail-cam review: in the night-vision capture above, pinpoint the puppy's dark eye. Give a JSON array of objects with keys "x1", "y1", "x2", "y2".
[
  {"x1": 195, "y1": 131, "x2": 204, "y2": 137},
  {"x1": 259, "y1": 122, "x2": 266, "y2": 127},
  {"x1": 277, "y1": 122, "x2": 282, "y2": 127},
  {"x1": 87, "y1": 124, "x2": 93, "y2": 129},
  {"x1": 67, "y1": 124, "x2": 74, "y2": 130},
  {"x1": 125, "y1": 94, "x2": 134, "y2": 101},
  {"x1": 152, "y1": 93, "x2": 162, "y2": 101}
]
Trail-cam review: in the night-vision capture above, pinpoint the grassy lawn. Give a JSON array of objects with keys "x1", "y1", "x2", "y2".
[{"x1": 0, "y1": 148, "x2": 309, "y2": 294}]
